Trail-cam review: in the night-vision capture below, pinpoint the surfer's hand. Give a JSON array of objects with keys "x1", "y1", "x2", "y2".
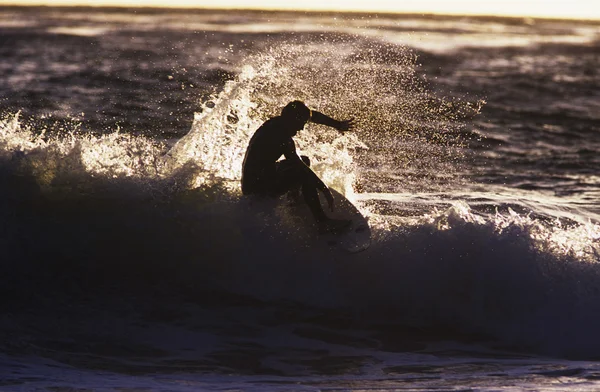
[{"x1": 336, "y1": 118, "x2": 354, "y2": 132}]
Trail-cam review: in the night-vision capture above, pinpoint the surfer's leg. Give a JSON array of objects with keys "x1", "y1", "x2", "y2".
[
  {"x1": 302, "y1": 182, "x2": 351, "y2": 232},
  {"x1": 273, "y1": 160, "x2": 326, "y2": 221},
  {"x1": 273, "y1": 159, "x2": 304, "y2": 200},
  {"x1": 293, "y1": 160, "x2": 328, "y2": 222},
  {"x1": 301, "y1": 182, "x2": 327, "y2": 222},
  {"x1": 276, "y1": 159, "x2": 351, "y2": 231},
  {"x1": 269, "y1": 169, "x2": 296, "y2": 201},
  {"x1": 283, "y1": 156, "x2": 310, "y2": 203}
]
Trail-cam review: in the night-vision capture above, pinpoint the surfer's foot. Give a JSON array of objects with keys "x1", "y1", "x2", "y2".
[{"x1": 318, "y1": 218, "x2": 352, "y2": 234}]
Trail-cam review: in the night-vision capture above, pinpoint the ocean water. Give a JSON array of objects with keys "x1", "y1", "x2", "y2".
[{"x1": 1, "y1": 6, "x2": 600, "y2": 391}]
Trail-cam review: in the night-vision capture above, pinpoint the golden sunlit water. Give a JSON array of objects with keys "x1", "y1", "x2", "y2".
[{"x1": 2, "y1": 6, "x2": 600, "y2": 391}]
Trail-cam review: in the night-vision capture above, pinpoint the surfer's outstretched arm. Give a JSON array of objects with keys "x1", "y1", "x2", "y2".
[{"x1": 310, "y1": 111, "x2": 354, "y2": 132}]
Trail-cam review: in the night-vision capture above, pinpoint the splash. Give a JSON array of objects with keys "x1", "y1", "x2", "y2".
[
  {"x1": 371, "y1": 198, "x2": 600, "y2": 263},
  {"x1": 0, "y1": 112, "x2": 168, "y2": 193},
  {"x1": 166, "y1": 38, "x2": 474, "y2": 198},
  {"x1": 165, "y1": 44, "x2": 366, "y2": 197},
  {"x1": 0, "y1": 38, "x2": 476, "y2": 203}
]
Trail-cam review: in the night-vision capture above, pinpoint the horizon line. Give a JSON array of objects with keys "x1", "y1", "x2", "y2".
[{"x1": 2, "y1": 2, "x2": 600, "y2": 22}]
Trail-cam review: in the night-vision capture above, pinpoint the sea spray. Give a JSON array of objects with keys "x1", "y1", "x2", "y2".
[{"x1": 165, "y1": 39, "x2": 476, "y2": 199}]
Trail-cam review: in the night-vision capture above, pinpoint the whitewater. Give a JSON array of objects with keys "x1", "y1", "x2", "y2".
[{"x1": 1, "y1": 6, "x2": 600, "y2": 391}]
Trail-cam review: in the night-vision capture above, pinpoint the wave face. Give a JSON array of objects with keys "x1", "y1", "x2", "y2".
[{"x1": 2, "y1": 8, "x2": 600, "y2": 389}]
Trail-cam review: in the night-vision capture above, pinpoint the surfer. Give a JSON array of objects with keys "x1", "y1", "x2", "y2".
[{"x1": 241, "y1": 100, "x2": 354, "y2": 232}]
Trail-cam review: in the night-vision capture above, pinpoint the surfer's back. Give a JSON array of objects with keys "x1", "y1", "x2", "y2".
[{"x1": 241, "y1": 116, "x2": 292, "y2": 195}]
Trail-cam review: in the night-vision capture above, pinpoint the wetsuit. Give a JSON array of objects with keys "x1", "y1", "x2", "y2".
[{"x1": 241, "y1": 116, "x2": 328, "y2": 221}]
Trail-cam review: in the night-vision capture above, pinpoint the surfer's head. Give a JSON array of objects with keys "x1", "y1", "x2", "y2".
[{"x1": 281, "y1": 100, "x2": 311, "y2": 134}]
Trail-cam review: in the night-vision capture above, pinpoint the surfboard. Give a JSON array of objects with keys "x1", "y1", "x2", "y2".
[
  {"x1": 276, "y1": 188, "x2": 371, "y2": 253},
  {"x1": 318, "y1": 189, "x2": 371, "y2": 253},
  {"x1": 236, "y1": 187, "x2": 371, "y2": 253}
]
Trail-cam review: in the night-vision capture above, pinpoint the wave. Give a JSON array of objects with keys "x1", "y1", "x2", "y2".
[
  {"x1": 1, "y1": 123, "x2": 599, "y2": 361},
  {"x1": 1, "y1": 41, "x2": 600, "y2": 361},
  {"x1": 2, "y1": 148, "x2": 599, "y2": 360}
]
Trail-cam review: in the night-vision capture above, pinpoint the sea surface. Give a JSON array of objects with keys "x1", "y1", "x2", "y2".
[{"x1": 1, "y1": 6, "x2": 600, "y2": 391}]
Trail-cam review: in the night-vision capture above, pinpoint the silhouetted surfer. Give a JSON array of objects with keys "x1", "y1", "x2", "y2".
[{"x1": 241, "y1": 100, "x2": 354, "y2": 232}]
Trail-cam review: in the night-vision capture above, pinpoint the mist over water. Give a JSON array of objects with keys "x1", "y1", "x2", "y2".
[{"x1": 2, "y1": 6, "x2": 600, "y2": 391}]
